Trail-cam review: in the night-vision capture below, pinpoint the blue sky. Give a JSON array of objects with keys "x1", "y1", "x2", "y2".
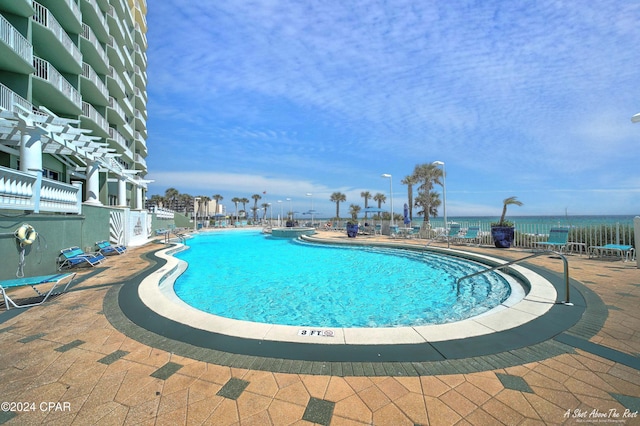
[{"x1": 145, "y1": 1, "x2": 640, "y2": 219}]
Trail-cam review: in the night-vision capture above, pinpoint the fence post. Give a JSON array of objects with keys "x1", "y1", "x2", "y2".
[{"x1": 634, "y1": 216, "x2": 639, "y2": 268}]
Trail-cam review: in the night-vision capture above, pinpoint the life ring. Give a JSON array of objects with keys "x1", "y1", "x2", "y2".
[{"x1": 15, "y1": 224, "x2": 37, "y2": 245}]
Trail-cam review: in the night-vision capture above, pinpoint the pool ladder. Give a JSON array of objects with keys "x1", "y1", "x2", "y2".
[
  {"x1": 163, "y1": 231, "x2": 187, "y2": 245},
  {"x1": 456, "y1": 250, "x2": 573, "y2": 305}
]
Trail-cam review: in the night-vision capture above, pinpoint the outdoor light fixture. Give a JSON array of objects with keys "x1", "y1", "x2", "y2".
[
  {"x1": 632, "y1": 113, "x2": 640, "y2": 123},
  {"x1": 432, "y1": 161, "x2": 448, "y2": 247},
  {"x1": 381, "y1": 173, "x2": 393, "y2": 226}
]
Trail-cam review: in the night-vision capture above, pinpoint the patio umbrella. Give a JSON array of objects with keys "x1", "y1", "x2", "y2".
[{"x1": 403, "y1": 203, "x2": 410, "y2": 226}]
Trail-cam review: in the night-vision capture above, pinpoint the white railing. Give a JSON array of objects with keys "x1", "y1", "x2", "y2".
[
  {"x1": 0, "y1": 83, "x2": 32, "y2": 112},
  {"x1": 82, "y1": 24, "x2": 108, "y2": 67},
  {"x1": 0, "y1": 14, "x2": 33, "y2": 64},
  {"x1": 32, "y1": 2, "x2": 82, "y2": 66},
  {"x1": 108, "y1": 96, "x2": 125, "y2": 122},
  {"x1": 108, "y1": 127, "x2": 133, "y2": 158},
  {"x1": 0, "y1": 166, "x2": 82, "y2": 214},
  {"x1": 32, "y1": 57, "x2": 82, "y2": 108},
  {"x1": 82, "y1": 102, "x2": 109, "y2": 134},
  {"x1": 150, "y1": 206, "x2": 175, "y2": 219},
  {"x1": 83, "y1": 62, "x2": 108, "y2": 100}
]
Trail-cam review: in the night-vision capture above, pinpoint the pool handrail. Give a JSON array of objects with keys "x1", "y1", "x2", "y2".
[{"x1": 456, "y1": 250, "x2": 572, "y2": 305}]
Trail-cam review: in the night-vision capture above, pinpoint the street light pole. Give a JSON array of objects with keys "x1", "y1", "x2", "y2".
[
  {"x1": 381, "y1": 174, "x2": 393, "y2": 226},
  {"x1": 277, "y1": 200, "x2": 283, "y2": 227},
  {"x1": 433, "y1": 161, "x2": 448, "y2": 247},
  {"x1": 306, "y1": 192, "x2": 313, "y2": 225}
]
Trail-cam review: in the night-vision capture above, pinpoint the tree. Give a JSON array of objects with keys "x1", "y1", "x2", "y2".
[
  {"x1": 231, "y1": 197, "x2": 241, "y2": 221},
  {"x1": 330, "y1": 192, "x2": 346, "y2": 219},
  {"x1": 410, "y1": 163, "x2": 443, "y2": 222},
  {"x1": 251, "y1": 194, "x2": 262, "y2": 222},
  {"x1": 498, "y1": 196, "x2": 523, "y2": 225},
  {"x1": 240, "y1": 197, "x2": 250, "y2": 217},
  {"x1": 261, "y1": 203, "x2": 270, "y2": 221},
  {"x1": 164, "y1": 187, "x2": 179, "y2": 211},
  {"x1": 360, "y1": 191, "x2": 371, "y2": 217},
  {"x1": 401, "y1": 175, "x2": 418, "y2": 221},
  {"x1": 373, "y1": 192, "x2": 386, "y2": 209},
  {"x1": 349, "y1": 204, "x2": 361, "y2": 220},
  {"x1": 212, "y1": 194, "x2": 223, "y2": 215}
]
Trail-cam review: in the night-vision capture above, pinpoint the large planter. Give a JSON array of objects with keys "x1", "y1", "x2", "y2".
[
  {"x1": 346, "y1": 223, "x2": 358, "y2": 238},
  {"x1": 491, "y1": 226, "x2": 515, "y2": 248}
]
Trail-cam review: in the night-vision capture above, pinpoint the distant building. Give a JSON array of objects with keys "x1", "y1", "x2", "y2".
[{"x1": 0, "y1": 0, "x2": 149, "y2": 211}]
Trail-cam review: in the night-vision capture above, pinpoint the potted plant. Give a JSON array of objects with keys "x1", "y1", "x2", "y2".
[
  {"x1": 346, "y1": 219, "x2": 359, "y2": 238},
  {"x1": 490, "y1": 196, "x2": 523, "y2": 248}
]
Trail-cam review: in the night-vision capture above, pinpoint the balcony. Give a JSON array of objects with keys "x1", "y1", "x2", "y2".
[
  {"x1": 32, "y1": 57, "x2": 82, "y2": 116},
  {"x1": 31, "y1": 2, "x2": 82, "y2": 74},
  {"x1": 134, "y1": 23, "x2": 147, "y2": 51},
  {"x1": 0, "y1": 83, "x2": 32, "y2": 113},
  {"x1": 107, "y1": 96, "x2": 125, "y2": 125},
  {"x1": 80, "y1": 24, "x2": 109, "y2": 74},
  {"x1": 80, "y1": 101, "x2": 109, "y2": 138},
  {"x1": 134, "y1": 153, "x2": 146, "y2": 170},
  {"x1": 108, "y1": 127, "x2": 133, "y2": 160},
  {"x1": 81, "y1": 0, "x2": 109, "y2": 42},
  {"x1": 106, "y1": 36, "x2": 125, "y2": 72},
  {"x1": 0, "y1": 166, "x2": 82, "y2": 215},
  {"x1": 81, "y1": 62, "x2": 109, "y2": 105},
  {"x1": 37, "y1": 0, "x2": 82, "y2": 33},
  {"x1": 134, "y1": 111, "x2": 146, "y2": 132},
  {"x1": 0, "y1": 14, "x2": 35, "y2": 74},
  {"x1": 106, "y1": 66, "x2": 124, "y2": 99}
]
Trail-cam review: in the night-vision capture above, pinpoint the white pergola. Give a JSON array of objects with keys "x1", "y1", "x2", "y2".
[{"x1": 0, "y1": 105, "x2": 146, "y2": 207}]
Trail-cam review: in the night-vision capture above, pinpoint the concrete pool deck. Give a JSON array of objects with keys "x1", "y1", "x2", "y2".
[{"x1": 0, "y1": 229, "x2": 639, "y2": 424}]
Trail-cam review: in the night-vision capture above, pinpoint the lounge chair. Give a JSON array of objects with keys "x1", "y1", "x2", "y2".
[
  {"x1": 534, "y1": 228, "x2": 569, "y2": 253},
  {"x1": 57, "y1": 247, "x2": 106, "y2": 270},
  {"x1": 96, "y1": 240, "x2": 127, "y2": 255},
  {"x1": 589, "y1": 244, "x2": 636, "y2": 262},
  {"x1": 454, "y1": 226, "x2": 480, "y2": 245},
  {"x1": 1, "y1": 272, "x2": 76, "y2": 310}
]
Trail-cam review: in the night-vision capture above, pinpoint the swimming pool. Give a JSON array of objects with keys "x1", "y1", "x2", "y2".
[{"x1": 171, "y1": 230, "x2": 515, "y2": 327}]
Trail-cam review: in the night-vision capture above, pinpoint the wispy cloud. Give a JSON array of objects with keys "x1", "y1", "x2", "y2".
[{"x1": 146, "y1": 1, "x2": 640, "y2": 215}]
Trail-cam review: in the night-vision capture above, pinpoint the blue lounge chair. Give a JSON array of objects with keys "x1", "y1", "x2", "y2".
[
  {"x1": 1, "y1": 273, "x2": 76, "y2": 310},
  {"x1": 454, "y1": 226, "x2": 480, "y2": 245},
  {"x1": 535, "y1": 228, "x2": 569, "y2": 253},
  {"x1": 96, "y1": 240, "x2": 127, "y2": 255},
  {"x1": 589, "y1": 244, "x2": 636, "y2": 262},
  {"x1": 58, "y1": 247, "x2": 106, "y2": 270}
]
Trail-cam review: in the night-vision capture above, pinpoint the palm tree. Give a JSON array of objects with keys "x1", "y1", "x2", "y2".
[
  {"x1": 414, "y1": 190, "x2": 441, "y2": 226},
  {"x1": 164, "y1": 187, "x2": 179, "y2": 211},
  {"x1": 212, "y1": 194, "x2": 223, "y2": 215},
  {"x1": 179, "y1": 193, "x2": 193, "y2": 214},
  {"x1": 410, "y1": 163, "x2": 443, "y2": 222},
  {"x1": 261, "y1": 202, "x2": 269, "y2": 221},
  {"x1": 360, "y1": 191, "x2": 371, "y2": 218},
  {"x1": 240, "y1": 197, "x2": 250, "y2": 218},
  {"x1": 373, "y1": 193, "x2": 386, "y2": 209},
  {"x1": 349, "y1": 204, "x2": 361, "y2": 220},
  {"x1": 498, "y1": 196, "x2": 523, "y2": 225},
  {"x1": 148, "y1": 194, "x2": 165, "y2": 209},
  {"x1": 401, "y1": 175, "x2": 418, "y2": 221},
  {"x1": 251, "y1": 194, "x2": 262, "y2": 222},
  {"x1": 231, "y1": 197, "x2": 241, "y2": 222},
  {"x1": 330, "y1": 192, "x2": 346, "y2": 219}
]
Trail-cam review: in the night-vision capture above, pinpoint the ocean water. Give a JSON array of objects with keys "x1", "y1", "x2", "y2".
[{"x1": 425, "y1": 215, "x2": 637, "y2": 229}]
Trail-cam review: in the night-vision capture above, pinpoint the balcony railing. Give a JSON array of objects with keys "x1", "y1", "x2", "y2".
[
  {"x1": 0, "y1": 166, "x2": 82, "y2": 214},
  {"x1": 82, "y1": 101, "x2": 109, "y2": 134},
  {"x1": 32, "y1": 2, "x2": 82, "y2": 66},
  {"x1": 82, "y1": 62, "x2": 108, "y2": 100},
  {"x1": 33, "y1": 57, "x2": 82, "y2": 107},
  {"x1": 0, "y1": 14, "x2": 33, "y2": 64},
  {"x1": 81, "y1": 24, "x2": 108, "y2": 68},
  {"x1": 0, "y1": 83, "x2": 32, "y2": 112}
]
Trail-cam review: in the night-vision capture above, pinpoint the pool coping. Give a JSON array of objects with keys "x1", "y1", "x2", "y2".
[{"x1": 102, "y1": 236, "x2": 601, "y2": 374}]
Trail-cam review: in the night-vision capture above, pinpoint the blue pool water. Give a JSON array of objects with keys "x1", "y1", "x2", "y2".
[{"x1": 173, "y1": 230, "x2": 512, "y2": 328}]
